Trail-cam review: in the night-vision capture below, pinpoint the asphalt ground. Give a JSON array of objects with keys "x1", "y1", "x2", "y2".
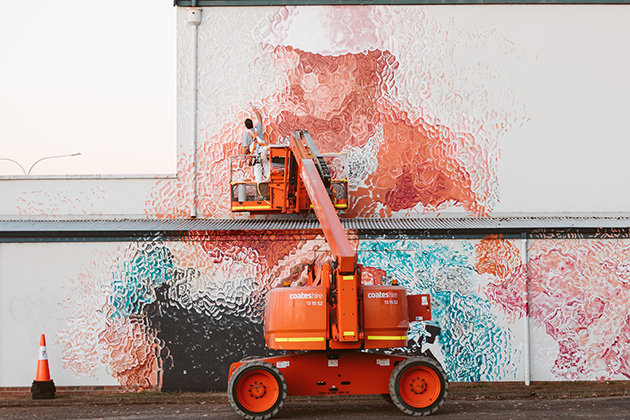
[
  {"x1": 1, "y1": 396, "x2": 630, "y2": 419},
  {"x1": 2, "y1": 390, "x2": 630, "y2": 420},
  {"x1": 1, "y1": 381, "x2": 629, "y2": 408}
]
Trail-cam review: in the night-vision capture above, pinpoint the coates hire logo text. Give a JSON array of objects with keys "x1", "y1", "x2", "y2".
[
  {"x1": 367, "y1": 291, "x2": 399, "y2": 299},
  {"x1": 289, "y1": 292, "x2": 325, "y2": 300}
]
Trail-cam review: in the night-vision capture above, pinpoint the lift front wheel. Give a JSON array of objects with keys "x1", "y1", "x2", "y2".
[
  {"x1": 388, "y1": 356, "x2": 448, "y2": 416},
  {"x1": 228, "y1": 361, "x2": 287, "y2": 420}
]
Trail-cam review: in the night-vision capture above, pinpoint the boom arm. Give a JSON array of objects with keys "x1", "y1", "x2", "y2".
[
  {"x1": 290, "y1": 130, "x2": 359, "y2": 343},
  {"x1": 290, "y1": 131, "x2": 356, "y2": 274}
]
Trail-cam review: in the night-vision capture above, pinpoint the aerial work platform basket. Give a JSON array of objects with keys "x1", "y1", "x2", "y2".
[{"x1": 229, "y1": 141, "x2": 349, "y2": 214}]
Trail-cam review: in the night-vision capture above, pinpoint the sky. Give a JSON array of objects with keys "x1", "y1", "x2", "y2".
[{"x1": 0, "y1": 1, "x2": 176, "y2": 176}]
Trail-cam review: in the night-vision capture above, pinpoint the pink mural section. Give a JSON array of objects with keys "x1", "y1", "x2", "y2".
[
  {"x1": 145, "y1": 6, "x2": 527, "y2": 218},
  {"x1": 58, "y1": 246, "x2": 164, "y2": 390},
  {"x1": 476, "y1": 236, "x2": 630, "y2": 380},
  {"x1": 528, "y1": 239, "x2": 630, "y2": 380},
  {"x1": 475, "y1": 235, "x2": 528, "y2": 320}
]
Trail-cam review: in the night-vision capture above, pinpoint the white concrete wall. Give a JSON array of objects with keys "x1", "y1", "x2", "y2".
[
  {"x1": 0, "y1": 242, "x2": 120, "y2": 387},
  {"x1": 0, "y1": 176, "x2": 176, "y2": 219}
]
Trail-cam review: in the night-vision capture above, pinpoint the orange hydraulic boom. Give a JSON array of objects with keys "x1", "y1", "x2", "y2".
[{"x1": 227, "y1": 130, "x2": 448, "y2": 419}]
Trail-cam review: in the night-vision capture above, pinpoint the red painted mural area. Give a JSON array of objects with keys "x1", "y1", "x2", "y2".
[
  {"x1": 267, "y1": 47, "x2": 486, "y2": 217},
  {"x1": 474, "y1": 236, "x2": 527, "y2": 319},
  {"x1": 268, "y1": 47, "x2": 389, "y2": 152},
  {"x1": 188, "y1": 230, "x2": 312, "y2": 270},
  {"x1": 147, "y1": 46, "x2": 492, "y2": 218}
]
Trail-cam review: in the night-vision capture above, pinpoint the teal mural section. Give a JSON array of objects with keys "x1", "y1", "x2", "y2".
[{"x1": 358, "y1": 239, "x2": 520, "y2": 382}]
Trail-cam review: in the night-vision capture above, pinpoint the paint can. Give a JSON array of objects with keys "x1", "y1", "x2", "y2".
[{"x1": 238, "y1": 181, "x2": 247, "y2": 202}]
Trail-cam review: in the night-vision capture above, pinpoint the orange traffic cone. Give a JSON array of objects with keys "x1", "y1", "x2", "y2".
[{"x1": 31, "y1": 334, "x2": 56, "y2": 399}]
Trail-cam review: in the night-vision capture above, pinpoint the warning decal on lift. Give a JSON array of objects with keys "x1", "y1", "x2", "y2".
[
  {"x1": 376, "y1": 359, "x2": 390, "y2": 367},
  {"x1": 276, "y1": 361, "x2": 290, "y2": 369}
]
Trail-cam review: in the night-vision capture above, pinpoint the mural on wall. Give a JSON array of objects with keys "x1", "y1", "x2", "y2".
[
  {"x1": 476, "y1": 235, "x2": 528, "y2": 321},
  {"x1": 359, "y1": 238, "x2": 522, "y2": 381},
  {"x1": 59, "y1": 234, "x2": 528, "y2": 390},
  {"x1": 58, "y1": 231, "x2": 336, "y2": 391},
  {"x1": 56, "y1": 232, "x2": 630, "y2": 390},
  {"x1": 528, "y1": 239, "x2": 630, "y2": 381},
  {"x1": 146, "y1": 6, "x2": 528, "y2": 218}
]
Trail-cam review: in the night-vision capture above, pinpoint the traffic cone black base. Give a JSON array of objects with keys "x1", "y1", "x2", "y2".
[{"x1": 31, "y1": 379, "x2": 56, "y2": 399}]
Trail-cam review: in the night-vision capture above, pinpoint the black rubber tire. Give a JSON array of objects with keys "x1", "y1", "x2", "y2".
[
  {"x1": 388, "y1": 356, "x2": 448, "y2": 416},
  {"x1": 228, "y1": 361, "x2": 287, "y2": 420}
]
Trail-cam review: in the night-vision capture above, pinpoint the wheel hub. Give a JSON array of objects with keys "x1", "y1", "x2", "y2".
[
  {"x1": 249, "y1": 381, "x2": 266, "y2": 398},
  {"x1": 410, "y1": 377, "x2": 427, "y2": 394}
]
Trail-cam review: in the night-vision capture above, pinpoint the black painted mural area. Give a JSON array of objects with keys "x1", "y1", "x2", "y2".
[{"x1": 145, "y1": 277, "x2": 266, "y2": 392}]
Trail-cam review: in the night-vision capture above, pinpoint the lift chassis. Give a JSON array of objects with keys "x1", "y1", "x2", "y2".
[{"x1": 228, "y1": 131, "x2": 448, "y2": 419}]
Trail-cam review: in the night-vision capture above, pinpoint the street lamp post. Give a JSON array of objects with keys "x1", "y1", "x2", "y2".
[
  {"x1": 27, "y1": 153, "x2": 82, "y2": 175},
  {"x1": 0, "y1": 153, "x2": 81, "y2": 176},
  {"x1": 0, "y1": 158, "x2": 27, "y2": 175}
]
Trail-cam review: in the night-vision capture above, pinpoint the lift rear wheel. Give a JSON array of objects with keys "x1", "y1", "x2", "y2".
[
  {"x1": 388, "y1": 356, "x2": 448, "y2": 416},
  {"x1": 228, "y1": 361, "x2": 287, "y2": 420}
]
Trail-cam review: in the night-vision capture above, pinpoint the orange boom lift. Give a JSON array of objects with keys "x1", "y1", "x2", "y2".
[{"x1": 228, "y1": 130, "x2": 448, "y2": 419}]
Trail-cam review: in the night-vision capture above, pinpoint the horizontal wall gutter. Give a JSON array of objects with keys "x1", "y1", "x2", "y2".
[{"x1": 1, "y1": 216, "x2": 630, "y2": 241}]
